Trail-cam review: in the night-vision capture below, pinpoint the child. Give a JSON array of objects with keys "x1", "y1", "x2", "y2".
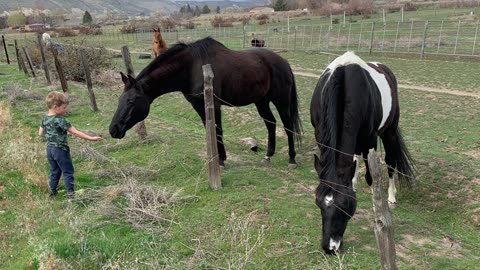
[{"x1": 39, "y1": 91, "x2": 102, "y2": 199}]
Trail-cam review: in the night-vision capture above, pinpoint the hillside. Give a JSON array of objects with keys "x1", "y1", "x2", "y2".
[{"x1": 0, "y1": 0, "x2": 270, "y2": 16}]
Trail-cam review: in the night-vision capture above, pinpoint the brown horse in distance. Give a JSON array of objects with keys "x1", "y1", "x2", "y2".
[{"x1": 152, "y1": 28, "x2": 168, "y2": 57}]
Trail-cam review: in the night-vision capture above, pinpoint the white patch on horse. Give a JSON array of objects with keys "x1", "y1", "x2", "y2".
[
  {"x1": 324, "y1": 193, "x2": 334, "y2": 206},
  {"x1": 364, "y1": 64, "x2": 392, "y2": 131},
  {"x1": 329, "y1": 238, "x2": 341, "y2": 252},
  {"x1": 352, "y1": 155, "x2": 360, "y2": 192}
]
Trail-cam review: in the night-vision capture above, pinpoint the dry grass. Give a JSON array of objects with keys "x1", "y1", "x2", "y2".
[
  {"x1": 81, "y1": 179, "x2": 183, "y2": 232},
  {"x1": 0, "y1": 101, "x2": 47, "y2": 189}
]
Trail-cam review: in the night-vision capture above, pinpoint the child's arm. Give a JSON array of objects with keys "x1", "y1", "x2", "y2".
[
  {"x1": 67, "y1": 127, "x2": 103, "y2": 141},
  {"x1": 38, "y1": 126, "x2": 45, "y2": 137}
]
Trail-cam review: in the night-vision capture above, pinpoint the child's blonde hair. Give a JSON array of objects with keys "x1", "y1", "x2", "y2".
[{"x1": 45, "y1": 91, "x2": 68, "y2": 109}]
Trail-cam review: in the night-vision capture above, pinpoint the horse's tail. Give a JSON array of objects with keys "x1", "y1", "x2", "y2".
[
  {"x1": 391, "y1": 126, "x2": 416, "y2": 188},
  {"x1": 316, "y1": 66, "x2": 345, "y2": 182},
  {"x1": 290, "y1": 68, "x2": 303, "y2": 145}
]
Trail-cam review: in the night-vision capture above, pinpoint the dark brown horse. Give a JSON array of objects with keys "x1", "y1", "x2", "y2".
[
  {"x1": 152, "y1": 28, "x2": 168, "y2": 57},
  {"x1": 109, "y1": 37, "x2": 302, "y2": 168}
]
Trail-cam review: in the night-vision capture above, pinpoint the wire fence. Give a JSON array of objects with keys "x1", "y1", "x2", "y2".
[{"x1": 3, "y1": 19, "x2": 479, "y2": 61}]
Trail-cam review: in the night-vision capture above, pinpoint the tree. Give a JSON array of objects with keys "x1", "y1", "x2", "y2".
[
  {"x1": 202, "y1": 5, "x2": 211, "y2": 14},
  {"x1": 216, "y1": 6, "x2": 221, "y2": 14},
  {"x1": 273, "y1": 0, "x2": 288, "y2": 11},
  {"x1": 194, "y1": 6, "x2": 201, "y2": 17},
  {"x1": 83, "y1": 11, "x2": 93, "y2": 24},
  {"x1": 186, "y1": 4, "x2": 193, "y2": 14},
  {"x1": 7, "y1": 11, "x2": 27, "y2": 27}
]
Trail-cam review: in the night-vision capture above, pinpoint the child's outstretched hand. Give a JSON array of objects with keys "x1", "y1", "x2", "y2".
[{"x1": 90, "y1": 136, "x2": 103, "y2": 141}]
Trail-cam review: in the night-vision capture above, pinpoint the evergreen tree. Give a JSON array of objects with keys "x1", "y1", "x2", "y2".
[
  {"x1": 194, "y1": 6, "x2": 201, "y2": 17},
  {"x1": 273, "y1": 0, "x2": 288, "y2": 11},
  {"x1": 180, "y1": 6, "x2": 186, "y2": 13},
  {"x1": 186, "y1": 4, "x2": 193, "y2": 13},
  {"x1": 202, "y1": 5, "x2": 211, "y2": 14},
  {"x1": 216, "y1": 6, "x2": 220, "y2": 14},
  {"x1": 82, "y1": 11, "x2": 93, "y2": 24}
]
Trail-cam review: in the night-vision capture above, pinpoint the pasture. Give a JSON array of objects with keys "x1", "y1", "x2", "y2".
[{"x1": 1, "y1": 38, "x2": 480, "y2": 269}]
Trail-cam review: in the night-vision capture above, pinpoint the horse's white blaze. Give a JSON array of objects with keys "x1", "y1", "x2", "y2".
[
  {"x1": 325, "y1": 193, "x2": 334, "y2": 206},
  {"x1": 323, "y1": 52, "x2": 392, "y2": 131},
  {"x1": 388, "y1": 176, "x2": 397, "y2": 204},
  {"x1": 329, "y1": 238, "x2": 341, "y2": 251},
  {"x1": 352, "y1": 155, "x2": 360, "y2": 192}
]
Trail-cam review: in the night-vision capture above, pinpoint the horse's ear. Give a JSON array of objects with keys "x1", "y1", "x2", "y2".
[
  {"x1": 120, "y1": 72, "x2": 128, "y2": 84},
  {"x1": 127, "y1": 74, "x2": 136, "y2": 87},
  {"x1": 314, "y1": 154, "x2": 321, "y2": 175}
]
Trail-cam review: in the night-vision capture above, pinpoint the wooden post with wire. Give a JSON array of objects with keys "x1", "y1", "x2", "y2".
[
  {"x1": 79, "y1": 49, "x2": 98, "y2": 112},
  {"x1": 37, "y1": 33, "x2": 51, "y2": 85},
  {"x1": 202, "y1": 64, "x2": 222, "y2": 190},
  {"x1": 121, "y1": 45, "x2": 147, "y2": 140},
  {"x1": 368, "y1": 149, "x2": 397, "y2": 270},
  {"x1": 14, "y1": 40, "x2": 28, "y2": 75},
  {"x1": 51, "y1": 48, "x2": 68, "y2": 92},
  {"x1": 22, "y1": 47, "x2": 36, "y2": 78},
  {"x1": 2, "y1": 35, "x2": 10, "y2": 64}
]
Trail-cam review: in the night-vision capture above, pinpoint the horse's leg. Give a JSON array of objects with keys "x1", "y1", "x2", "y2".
[
  {"x1": 352, "y1": 154, "x2": 361, "y2": 192},
  {"x1": 362, "y1": 137, "x2": 378, "y2": 187},
  {"x1": 214, "y1": 108, "x2": 227, "y2": 167},
  {"x1": 255, "y1": 101, "x2": 276, "y2": 164},
  {"x1": 380, "y1": 129, "x2": 398, "y2": 205},
  {"x1": 191, "y1": 102, "x2": 226, "y2": 167},
  {"x1": 277, "y1": 108, "x2": 297, "y2": 168}
]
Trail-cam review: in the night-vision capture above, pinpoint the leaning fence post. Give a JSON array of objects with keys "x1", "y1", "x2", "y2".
[
  {"x1": 202, "y1": 64, "x2": 222, "y2": 190},
  {"x1": 22, "y1": 47, "x2": 36, "y2": 78},
  {"x1": 51, "y1": 48, "x2": 69, "y2": 92},
  {"x1": 368, "y1": 149, "x2": 398, "y2": 270},
  {"x1": 37, "y1": 33, "x2": 51, "y2": 85},
  {"x1": 2, "y1": 35, "x2": 10, "y2": 64},
  {"x1": 79, "y1": 49, "x2": 98, "y2": 112},
  {"x1": 420, "y1": 21, "x2": 429, "y2": 59},
  {"x1": 121, "y1": 45, "x2": 147, "y2": 140}
]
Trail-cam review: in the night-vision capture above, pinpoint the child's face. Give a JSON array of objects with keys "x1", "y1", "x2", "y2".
[{"x1": 52, "y1": 104, "x2": 68, "y2": 115}]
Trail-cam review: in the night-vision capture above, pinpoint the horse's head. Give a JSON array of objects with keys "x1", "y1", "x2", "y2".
[
  {"x1": 109, "y1": 72, "x2": 151, "y2": 138},
  {"x1": 314, "y1": 154, "x2": 357, "y2": 254}
]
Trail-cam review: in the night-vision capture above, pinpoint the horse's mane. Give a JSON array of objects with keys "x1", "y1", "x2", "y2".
[{"x1": 138, "y1": 37, "x2": 226, "y2": 79}]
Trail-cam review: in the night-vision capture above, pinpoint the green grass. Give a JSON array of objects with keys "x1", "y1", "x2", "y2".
[{"x1": 1, "y1": 41, "x2": 480, "y2": 269}]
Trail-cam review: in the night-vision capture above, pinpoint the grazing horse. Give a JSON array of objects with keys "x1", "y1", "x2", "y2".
[
  {"x1": 251, "y1": 33, "x2": 265, "y2": 47},
  {"x1": 310, "y1": 51, "x2": 415, "y2": 254},
  {"x1": 152, "y1": 28, "x2": 168, "y2": 57},
  {"x1": 109, "y1": 37, "x2": 302, "y2": 168}
]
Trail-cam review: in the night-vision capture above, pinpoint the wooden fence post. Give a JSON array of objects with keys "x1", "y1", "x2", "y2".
[
  {"x1": 368, "y1": 149, "x2": 397, "y2": 270},
  {"x1": 121, "y1": 45, "x2": 147, "y2": 140},
  {"x1": 2, "y1": 35, "x2": 10, "y2": 64},
  {"x1": 22, "y1": 47, "x2": 36, "y2": 78},
  {"x1": 51, "y1": 48, "x2": 69, "y2": 92},
  {"x1": 37, "y1": 33, "x2": 51, "y2": 85},
  {"x1": 242, "y1": 25, "x2": 246, "y2": 49},
  {"x1": 79, "y1": 49, "x2": 98, "y2": 112},
  {"x1": 202, "y1": 64, "x2": 222, "y2": 190},
  {"x1": 14, "y1": 40, "x2": 28, "y2": 75}
]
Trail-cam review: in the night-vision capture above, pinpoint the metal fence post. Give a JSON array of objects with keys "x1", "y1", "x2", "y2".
[
  {"x1": 454, "y1": 21, "x2": 461, "y2": 54},
  {"x1": 394, "y1": 21, "x2": 400, "y2": 52},
  {"x1": 473, "y1": 21, "x2": 479, "y2": 55},
  {"x1": 369, "y1": 22, "x2": 376, "y2": 54},
  {"x1": 358, "y1": 22, "x2": 364, "y2": 51},
  {"x1": 420, "y1": 21, "x2": 429, "y2": 58},
  {"x1": 437, "y1": 20, "x2": 444, "y2": 53}
]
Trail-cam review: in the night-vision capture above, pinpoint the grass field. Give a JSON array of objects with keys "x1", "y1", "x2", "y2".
[{"x1": 1, "y1": 39, "x2": 479, "y2": 270}]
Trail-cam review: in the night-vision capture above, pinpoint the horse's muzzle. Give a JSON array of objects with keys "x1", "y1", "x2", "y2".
[{"x1": 109, "y1": 125, "x2": 126, "y2": 139}]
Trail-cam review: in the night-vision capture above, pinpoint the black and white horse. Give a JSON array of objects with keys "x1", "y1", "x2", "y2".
[
  {"x1": 42, "y1": 33, "x2": 64, "y2": 53},
  {"x1": 310, "y1": 51, "x2": 415, "y2": 254}
]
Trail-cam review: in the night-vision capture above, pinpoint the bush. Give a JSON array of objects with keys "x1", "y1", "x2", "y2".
[
  {"x1": 255, "y1": 14, "x2": 270, "y2": 21},
  {"x1": 160, "y1": 18, "x2": 177, "y2": 30},
  {"x1": 79, "y1": 25, "x2": 103, "y2": 35},
  {"x1": 210, "y1": 16, "x2": 233, "y2": 28},
  {"x1": 55, "y1": 28, "x2": 77, "y2": 37},
  {"x1": 404, "y1": 2, "x2": 417, "y2": 11},
  {"x1": 258, "y1": 19, "x2": 267, "y2": 25},
  {"x1": 120, "y1": 22, "x2": 137, "y2": 34},
  {"x1": 183, "y1": 21, "x2": 195, "y2": 29}
]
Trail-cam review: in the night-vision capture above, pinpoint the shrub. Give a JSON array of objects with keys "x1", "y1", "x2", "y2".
[
  {"x1": 255, "y1": 14, "x2": 270, "y2": 21},
  {"x1": 79, "y1": 24, "x2": 103, "y2": 35},
  {"x1": 55, "y1": 28, "x2": 77, "y2": 37},
  {"x1": 210, "y1": 16, "x2": 233, "y2": 27},
  {"x1": 120, "y1": 22, "x2": 137, "y2": 34},
  {"x1": 160, "y1": 18, "x2": 177, "y2": 30}
]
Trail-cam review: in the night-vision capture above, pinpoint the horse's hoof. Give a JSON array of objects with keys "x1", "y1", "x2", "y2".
[
  {"x1": 288, "y1": 163, "x2": 297, "y2": 169},
  {"x1": 261, "y1": 157, "x2": 271, "y2": 165}
]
